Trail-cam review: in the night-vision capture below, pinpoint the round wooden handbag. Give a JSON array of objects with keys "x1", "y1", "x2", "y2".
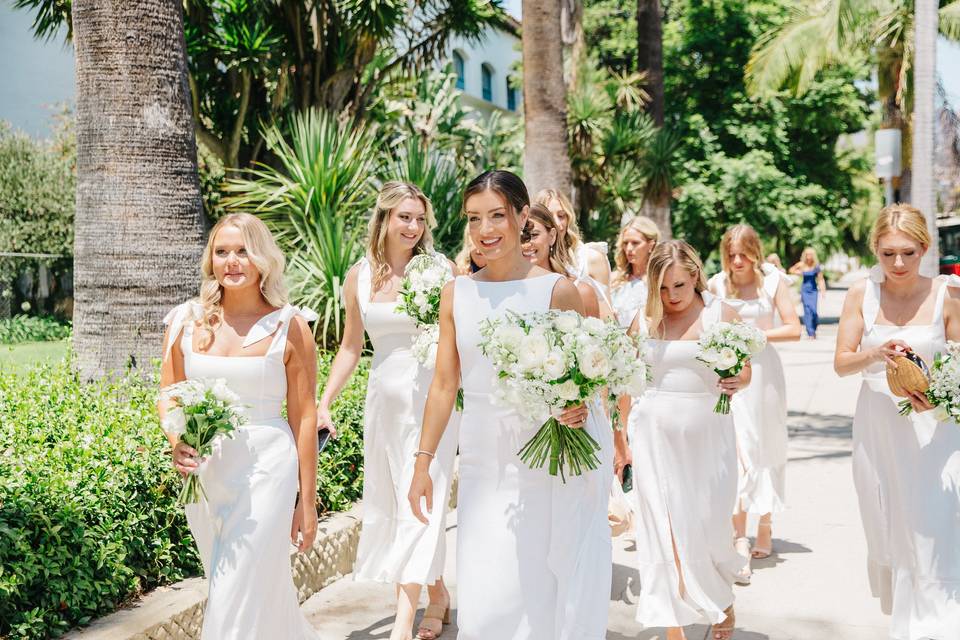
[{"x1": 886, "y1": 351, "x2": 930, "y2": 398}]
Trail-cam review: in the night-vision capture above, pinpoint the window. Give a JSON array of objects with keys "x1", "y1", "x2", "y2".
[
  {"x1": 481, "y1": 64, "x2": 493, "y2": 102},
  {"x1": 506, "y1": 79, "x2": 517, "y2": 111},
  {"x1": 453, "y1": 51, "x2": 465, "y2": 90}
]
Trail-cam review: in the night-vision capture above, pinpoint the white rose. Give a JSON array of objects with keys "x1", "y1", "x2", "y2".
[
  {"x1": 623, "y1": 373, "x2": 648, "y2": 397},
  {"x1": 579, "y1": 347, "x2": 611, "y2": 380},
  {"x1": 582, "y1": 316, "x2": 606, "y2": 334},
  {"x1": 210, "y1": 378, "x2": 239, "y2": 405},
  {"x1": 495, "y1": 324, "x2": 525, "y2": 351},
  {"x1": 518, "y1": 332, "x2": 550, "y2": 370},
  {"x1": 161, "y1": 407, "x2": 187, "y2": 435},
  {"x1": 716, "y1": 347, "x2": 739, "y2": 371},
  {"x1": 553, "y1": 312, "x2": 580, "y2": 333},
  {"x1": 699, "y1": 349, "x2": 720, "y2": 365},
  {"x1": 542, "y1": 350, "x2": 567, "y2": 380},
  {"x1": 556, "y1": 379, "x2": 581, "y2": 402},
  {"x1": 933, "y1": 404, "x2": 950, "y2": 422}
]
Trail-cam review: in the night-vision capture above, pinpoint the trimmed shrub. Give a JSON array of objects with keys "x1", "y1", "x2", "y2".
[
  {"x1": 0, "y1": 315, "x2": 71, "y2": 345},
  {"x1": 0, "y1": 351, "x2": 368, "y2": 638}
]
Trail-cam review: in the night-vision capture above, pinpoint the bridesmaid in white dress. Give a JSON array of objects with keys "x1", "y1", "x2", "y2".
[
  {"x1": 522, "y1": 203, "x2": 613, "y2": 639},
  {"x1": 409, "y1": 170, "x2": 600, "y2": 640},
  {"x1": 611, "y1": 215, "x2": 661, "y2": 328},
  {"x1": 535, "y1": 188, "x2": 611, "y2": 292},
  {"x1": 835, "y1": 204, "x2": 960, "y2": 640},
  {"x1": 158, "y1": 213, "x2": 319, "y2": 639},
  {"x1": 317, "y1": 182, "x2": 459, "y2": 640},
  {"x1": 620, "y1": 240, "x2": 750, "y2": 640},
  {"x1": 708, "y1": 224, "x2": 800, "y2": 582}
]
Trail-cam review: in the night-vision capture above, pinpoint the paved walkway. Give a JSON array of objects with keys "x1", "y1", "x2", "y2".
[{"x1": 304, "y1": 282, "x2": 892, "y2": 639}]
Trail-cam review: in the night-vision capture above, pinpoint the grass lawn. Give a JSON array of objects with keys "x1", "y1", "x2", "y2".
[{"x1": 0, "y1": 340, "x2": 69, "y2": 373}]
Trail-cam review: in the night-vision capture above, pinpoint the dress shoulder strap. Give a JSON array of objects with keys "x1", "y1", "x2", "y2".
[
  {"x1": 933, "y1": 275, "x2": 960, "y2": 326},
  {"x1": 356, "y1": 257, "x2": 373, "y2": 317},
  {"x1": 700, "y1": 290, "x2": 725, "y2": 330},
  {"x1": 861, "y1": 266, "x2": 884, "y2": 332},
  {"x1": 162, "y1": 301, "x2": 203, "y2": 362},
  {"x1": 264, "y1": 304, "x2": 320, "y2": 360}
]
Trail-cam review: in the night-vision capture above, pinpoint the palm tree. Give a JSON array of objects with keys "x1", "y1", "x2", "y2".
[
  {"x1": 71, "y1": 0, "x2": 205, "y2": 378},
  {"x1": 523, "y1": 0, "x2": 574, "y2": 197},
  {"x1": 636, "y1": 0, "x2": 665, "y2": 126},
  {"x1": 914, "y1": 0, "x2": 940, "y2": 274},
  {"x1": 746, "y1": 0, "x2": 960, "y2": 202}
]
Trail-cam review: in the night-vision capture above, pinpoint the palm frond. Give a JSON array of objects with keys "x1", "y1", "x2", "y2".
[{"x1": 941, "y1": 0, "x2": 960, "y2": 40}]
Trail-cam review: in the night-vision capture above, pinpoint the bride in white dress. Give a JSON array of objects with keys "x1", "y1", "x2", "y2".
[
  {"x1": 318, "y1": 182, "x2": 459, "y2": 640},
  {"x1": 708, "y1": 224, "x2": 800, "y2": 581},
  {"x1": 835, "y1": 204, "x2": 960, "y2": 640},
  {"x1": 158, "y1": 213, "x2": 319, "y2": 639},
  {"x1": 621, "y1": 240, "x2": 750, "y2": 640},
  {"x1": 409, "y1": 170, "x2": 603, "y2": 639}
]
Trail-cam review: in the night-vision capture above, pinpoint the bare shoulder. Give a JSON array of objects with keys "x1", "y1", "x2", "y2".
[
  {"x1": 719, "y1": 301, "x2": 741, "y2": 323},
  {"x1": 551, "y1": 276, "x2": 583, "y2": 310},
  {"x1": 844, "y1": 278, "x2": 867, "y2": 303},
  {"x1": 286, "y1": 315, "x2": 317, "y2": 354}
]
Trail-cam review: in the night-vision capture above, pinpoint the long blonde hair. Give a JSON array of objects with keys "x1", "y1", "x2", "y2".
[
  {"x1": 611, "y1": 216, "x2": 660, "y2": 289},
  {"x1": 367, "y1": 181, "x2": 436, "y2": 291},
  {"x1": 719, "y1": 224, "x2": 764, "y2": 299},
  {"x1": 526, "y1": 203, "x2": 573, "y2": 275},
  {"x1": 454, "y1": 224, "x2": 478, "y2": 274},
  {"x1": 535, "y1": 188, "x2": 583, "y2": 252},
  {"x1": 199, "y1": 213, "x2": 288, "y2": 348},
  {"x1": 870, "y1": 203, "x2": 931, "y2": 253},
  {"x1": 645, "y1": 240, "x2": 708, "y2": 338}
]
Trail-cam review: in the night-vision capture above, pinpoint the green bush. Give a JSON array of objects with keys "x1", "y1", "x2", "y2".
[
  {"x1": 0, "y1": 315, "x2": 72, "y2": 345},
  {"x1": 0, "y1": 351, "x2": 368, "y2": 638}
]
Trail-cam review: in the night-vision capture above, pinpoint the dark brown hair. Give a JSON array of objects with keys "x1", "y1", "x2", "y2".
[
  {"x1": 526, "y1": 204, "x2": 572, "y2": 274},
  {"x1": 462, "y1": 170, "x2": 530, "y2": 217}
]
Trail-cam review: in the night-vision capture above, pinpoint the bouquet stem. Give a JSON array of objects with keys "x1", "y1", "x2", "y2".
[
  {"x1": 714, "y1": 393, "x2": 731, "y2": 414},
  {"x1": 177, "y1": 473, "x2": 206, "y2": 505},
  {"x1": 517, "y1": 417, "x2": 601, "y2": 482}
]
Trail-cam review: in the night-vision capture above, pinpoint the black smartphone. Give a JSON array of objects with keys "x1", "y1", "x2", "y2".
[
  {"x1": 621, "y1": 463, "x2": 633, "y2": 493},
  {"x1": 317, "y1": 427, "x2": 332, "y2": 453}
]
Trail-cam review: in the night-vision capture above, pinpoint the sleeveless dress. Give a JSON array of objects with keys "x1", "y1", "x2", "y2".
[
  {"x1": 163, "y1": 302, "x2": 319, "y2": 640},
  {"x1": 800, "y1": 265, "x2": 821, "y2": 337},
  {"x1": 452, "y1": 273, "x2": 611, "y2": 639},
  {"x1": 628, "y1": 292, "x2": 742, "y2": 628},
  {"x1": 852, "y1": 269, "x2": 960, "y2": 640},
  {"x1": 352, "y1": 257, "x2": 459, "y2": 585},
  {"x1": 709, "y1": 265, "x2": 788, "y2": 515},
  {"x1": 611, "y1": 277, "x2": 648, "y2": 328}
]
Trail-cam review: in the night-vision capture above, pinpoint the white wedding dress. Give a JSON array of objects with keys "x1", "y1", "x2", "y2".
[
  {"x1": 452, "y1": 273, "x2": 611, "y2": 639},
  {"x1": 628, "y1": 292, "x2": 741, "y2": 628},
  {"x1": 708, "y1": 265, "x2": 788, "y2": 514},
  {"x1": 852, "y1": 270, "x2": 960, "y2": 639},
  {"x1": 352, "y1": 257, "x2": 459, "y2": 585},
  {"x1": 163, "y1": 302, "x2": 319, "y2": 639}
]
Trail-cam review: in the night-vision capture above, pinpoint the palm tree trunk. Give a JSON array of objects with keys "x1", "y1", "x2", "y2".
[
  {"x1": 72, "y1": 0, "x2": 205, "y2": 379},
  {"x1": 522, "y1": 0, "x2": 573, "y2": 199},
  {"x1": 636, "y1": 0, "x2": 664, "y2": 126},
  {"x1": 913, "y1": 0, "x2": 939, "y2": 276},
  {"x1": 641, "y1": 196, "x2": 671, "y2": 240}
]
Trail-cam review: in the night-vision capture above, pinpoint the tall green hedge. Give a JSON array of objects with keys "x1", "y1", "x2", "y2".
[{"x1": 0, "y1": 352, "x2": 368, "y2": 638}]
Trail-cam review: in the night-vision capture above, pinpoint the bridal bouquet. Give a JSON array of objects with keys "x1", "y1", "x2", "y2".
[
  {"x1": 397, "y1": 253, "x2": 454, "y2": 368},
  {"x1": 897, "y1": 342, "x2": 960, "y2": 420},
  {"x1": 696, "y1": 321, "x2": 766, "y2": 414},
  {"x1": 160, "y1": 378, "x2": 247, "y2": 505},
  {"x1": 478, "y1": 309, "x2": 649, "y2": 480}
]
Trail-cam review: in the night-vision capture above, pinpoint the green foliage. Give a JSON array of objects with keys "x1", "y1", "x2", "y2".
[
  {"x1": 0, "y1": 315, "x2": 71, "y2": 344},
  {"x1": 0, "y1": 351, "x2": 369, "y2": 636},
  {"x1": 0, "y1": 357, "x2": 201, "y2": 639}
]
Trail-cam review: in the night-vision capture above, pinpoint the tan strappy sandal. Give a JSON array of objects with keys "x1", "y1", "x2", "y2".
[
  {"x1": 752, "y1": 521, "x2": 773, "y2": 559},
  {"x1": 712, "y1": 605, "x2": 735, "y2": 640},
  {"x1": 415, "y1": 602, "x2": 451, "y2": 640}
]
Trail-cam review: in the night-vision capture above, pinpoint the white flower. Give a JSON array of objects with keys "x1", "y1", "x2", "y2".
[
  {"x1": 210, "y1": 378, "x2": 239, "y2": 405},
  {"x1": 518, "y1": 332, "x2": 550, "y2": 370},
  {"x1": 579, "y1": 347, "x2": 611, "y2": 379},
  {"x1": 582, "y1": 316, "x2": 605, "y2": 334},
  {"x1": 494, "y1": 324, "x2": 525, "y2": 352},
  {"x1": 542, "y1": 350, "x2": 567, "y2": 380},
  {"x1": 162, "y1": 407, "x2": 187, "y2": 435},
  {"x1": 556, "y1": 379, "x2": 581, "y2": 402},
  {"x1": 933, "y1": 404, "x2": 950, "y2": 422},
  {"x1": 716, "y1": 347, "x2": 738, "y2": 371},
  {"x1": 553, "y1": 312, "x2": 580, "y2": 333}
]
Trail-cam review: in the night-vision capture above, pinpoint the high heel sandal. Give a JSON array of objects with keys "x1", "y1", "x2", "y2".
[
  {"x1": 711, "y1": 605, "x2": 735, "y2": 640},
  {"x1": 752, "y1": 521, "x2": 773, "y2": 559},
  {"x1": 415, "y1": 599, "x2": 451, "y2": 640},
  {"x1": 733, "y1": 536, "x2": 752, "y2": 585}
]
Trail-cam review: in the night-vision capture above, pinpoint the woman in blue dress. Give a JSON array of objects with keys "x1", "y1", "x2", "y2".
[{"x1": 790, "y1": 247, "x2": 826, "y2": 338}]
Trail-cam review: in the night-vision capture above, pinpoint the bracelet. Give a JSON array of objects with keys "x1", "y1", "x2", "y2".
[{"x1": 413, "y1": 450, "x2": 436, "y2": 459}]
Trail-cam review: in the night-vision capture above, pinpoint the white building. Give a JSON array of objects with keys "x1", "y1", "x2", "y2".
[{"x1": 445, "y1": 15, "x2": 522, "y2": 118}]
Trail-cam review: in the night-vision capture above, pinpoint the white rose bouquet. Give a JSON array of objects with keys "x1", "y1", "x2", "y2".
[
  {"x1": 696, "y1": 321, "x2": 766, "y2": 414},
  {"x1": 898, "y1": 342, "x2": 960, "y2": 420},
  {"x1": 478, "y1": 309, "x2": 649, "y2": 480},
  {"x1": 396, "y1": 253, "x2": 454, "y2": 368},
  {"x1": 160, "y1": 378, "x2": 247, "y2": 504}
]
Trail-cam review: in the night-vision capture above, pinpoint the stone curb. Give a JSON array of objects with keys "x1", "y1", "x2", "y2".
[{"x1": 64, "y1": 505, "x2": 363, "y2": 640}]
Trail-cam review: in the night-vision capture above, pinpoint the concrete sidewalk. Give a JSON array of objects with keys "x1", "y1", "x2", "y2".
[{"x1": 304, "y1": 285, "x2": 891, "y2": 639}]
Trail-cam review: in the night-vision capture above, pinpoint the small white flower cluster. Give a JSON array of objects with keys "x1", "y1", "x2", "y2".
[
  {"x1": 696, "y1": 321, "x2": 767, "y2": 374},
  {"x1": 397, "y1": 253, "x2": 453, "y2": 368},
  {"x1": 919, "y1": 342, "x2": 960, "y2": 423},
  {"x1": 159, "y1": 378, "x2": 246, "y2": 435},
  {"x1": 478, "y1": 309, "x2": 649, "y2": 421}
]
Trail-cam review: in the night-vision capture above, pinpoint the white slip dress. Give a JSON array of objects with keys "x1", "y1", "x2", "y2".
[
  {"x1": 352, "y1": 257, "x2": 459, "y2": 585},
  {"x1": 452, "y1": 273, "x2": 611, "y2": 639},
  {"x1": 628, "y1": 292, "x2": 742, "y2": 628},
  {"x1": 611, "y1": 277, "x2": 648, "y2": 328},
  {"x1": 852, "y1": 269, "x2": 960, "y2": 639},
  {"x1": 709, "y1": 265, "x2": 788, "y2": 515},
  {"x1": 163, "y1": 302, "x2": 320, "y2": 640}
]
